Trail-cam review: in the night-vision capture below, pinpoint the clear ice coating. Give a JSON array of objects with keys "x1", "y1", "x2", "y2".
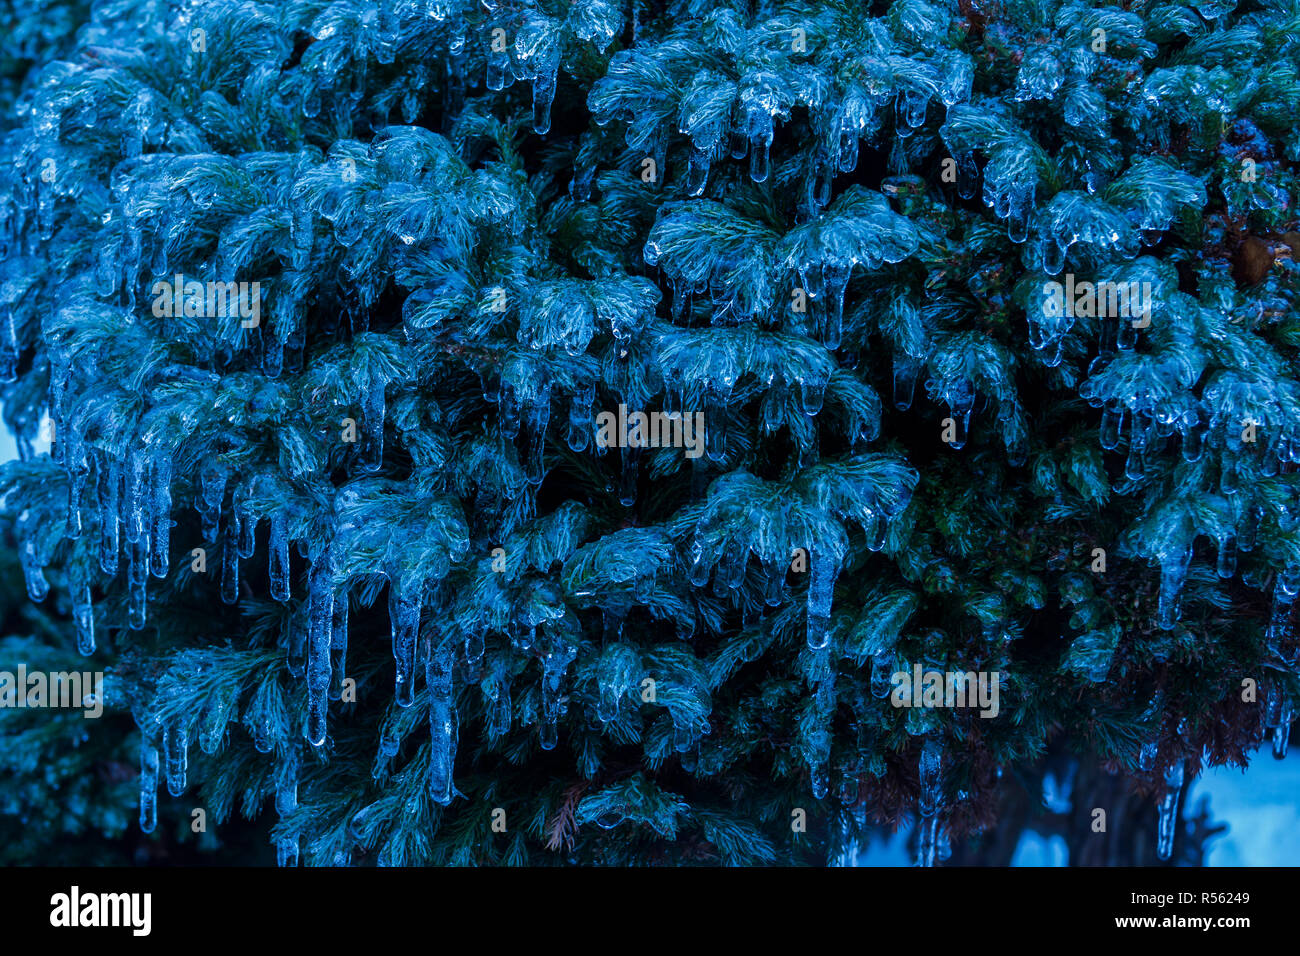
[
  {"x1": 426, "y1": 640, "x2": 457, "y2": 805},
  {"x1": 1156, "y1": 761, "x2": 1184, "y2": 860}
]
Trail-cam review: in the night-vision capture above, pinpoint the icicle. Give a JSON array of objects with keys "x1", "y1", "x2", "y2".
[
  {"x1": 956, "y1": 151, "x2": 979, "y2": 200},
  {"x1": 275, "y1": 747, "x2": 300, "y2": 867},
  {"x1": 98, "y1": 458, "x2": 122, "y2": 575},
  {"x1": 389, "y1": 583, "x2": 421, "y2": 708},
  {"x1": 0, "y1": 306, "x2": 17, "y2": 383},
  {"x1": 128, "y1": 535, "x2": 148, "y2": 629},
  {"x1": 269, "y1": 512, "x2": 290, "y2": 601},
  {"x1": 806, "y1": 549, "x2": 836, "y2": 649},
  {"x1": 486, "y1": 39, "x2": 510, "y2": 91},
  {"x1": 1266, "y1": 684, "x2": 1293, "y2": 758},
  {"x1": 361, "y1": 378, "x2": 385, "y2": 472},
  {"x1": 220, "y1": 518, "x2": 239, "y2": 605},
  {"x1": 72, "y1": 563, "x2": 95, "y2": 655},
  {"x1": 1099, "y1": 404, "x2": 1123, "y2": 450},
  {"x1": 149, "y1": 456, "x2": 171, "y2": 578},
  {"x1": 762, "y1": 558, "x2": 786, "y2": 606},
  {"x1": 487, "y1": 671, "x2": 511, "y2": 737},
  {"x1": 799, "y1": 377, "x2": 826, "y2": 417},
  {"x1": 567, "y1": 384, "x2": 594, "y2": 451},
  {"x1": 234, "y1": 485, "x2": 258, "y2": 558},
  {"x1": 523, "y1": 396, "x2": 551, "y2": 485},
  {"x1": 531, "y1": 62, "x2": 558, "y2": 135},
  {"x1": 688, "y1": 538, "x2": 711, "y2": 587},
  {"x1": 749, "y1": 139, "x2": 770, "y2": 183},
  {"x1": 685, "y1": 146, "x2": 711, "y2": 196},
  {"x1": 1237, "y1": 504, "x2": 1262, "y2": 553},
  {"x1": 1156, "y1": 544, "x2": 1191, "y2": 630},
  {"x1": 330, "y1": 592, "x2": 349, "y2": 701},
  {"x1": 916, "y1": 739, "x2": 945, "y2": 867},
  {"x1": 198, "y1": 460, "x2": 227, "y2": 541},
  {"x1": 286, "y1": 607, "x2": 306, "y2": 679},
  {"x1": 1274, "y1": 716, "x2": 1292, "y2": 760},
  {"x1": 893, "y1": 355, "x2": 922, "y2": 411},
  {"x1": 426, "y1": 640, "x2": 458, "y2": 805},
  {"x1": 125, "y1": 452, "x2": 150, "y2": 544},
  {"x1": 163, "y1": 719, "x2": 188, "y2": 796},
  {"x1": 944, "y1": 391, "x2": 974, "y2": 450},
  {"x1": 1138, "y1": 740, "x2": 1158, "y2": 771},
  {"x1": 1155, "y1": 761, "x2": 1184, "y2": 860},
  {"x1": 821, "y1": 263, "x2": 849, "y2": 350},
  {"x1": 19, "y1": 531, "x2": 49, "y2": 601},
  {"x1": 539, "y1": 637, "x2": 577, "y2": 750},
  {"x1": 1216, "y1": 536, "x2": 1237, "y2": 579},
  {"x1": 305, "y1": 550, "x2": 334, "y2": 746},
  {"x1": 701, "y1": 393, "x2": 726, "y2": 462},
  {"x1": 65, "y1": 433, "x2": 89, "y2": 540},
  {"x1": 139, "y1": 740, "x2": 159, "y2": 833}
]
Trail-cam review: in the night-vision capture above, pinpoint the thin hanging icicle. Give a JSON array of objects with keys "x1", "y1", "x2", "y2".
[
  {"x1": 916, "y1": 739, "x2": 945, "y2": 867},
  {"x1": 125, "y1": 452, "x2": 150, "y2": 544},
  {"x1": 163, "y1": 718, "x2": 188, "y2": 796},
  {"x1": 487, "y1": 668, "x2": 511, "y2": 738},
  {"x1": 360, "y1": 377, "x2": 385, "y2": 472},
  {"x1": 805, "y1": 548, "x2": 836, "y2": 649},
  {"x1": 305, "y1": 549, "x2": 334, "y2": 746},
  {"x1": 269, "y1": 512, "x2": 290, "y2": 601},
  {"x1": 234, "y1": 483, "x2": 258, "y2": 558},
  {"x1": 72, "y1": 562, "x2": 95, "y2": 655},
  {"x1": 98, "y1": 457, "x2": 122, "y2": 575},
  {"x1": 19, "y1": 529, "x2": 49, "y2": 601},
  {"x1": 139, "y1": 739, "x2": 159, "y2": 833},
  {"x1": 539, "y1": 636, "x2": 577, "y2": 750},
  {"x1": 1156, "y1": 543, "x2": 1191, "y2": 630},
  {"x1": 330, "y1": 591, "x2": 349, "y2": 701},
  {"x1": 128, "y1": 535, "x2": 149, "y2": 629},
  {"x1": 149, "y1": 456, "x2": 172, "y2": 578},
  {"x1": 1155, "y1": 760, "x2": 1184, "y2": 860},
  {"x1": 275, "y1": 746, "x2": 300, "y2": 867},
  {"x1": 389, "y1": 580, "x2": 421, "y2": 708},
  {"x1": 426, "y1": 639, "x2": 457, "y2": 805},
  {"x1": 220, "y1": 518, "x2": 239, "y2": 605},
  {"x1": 66, "y1": 431, "x2": 89, "y2": 539},
  {"x1": 198, "y1": 461, "x2": 227, "y2": 541}
]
